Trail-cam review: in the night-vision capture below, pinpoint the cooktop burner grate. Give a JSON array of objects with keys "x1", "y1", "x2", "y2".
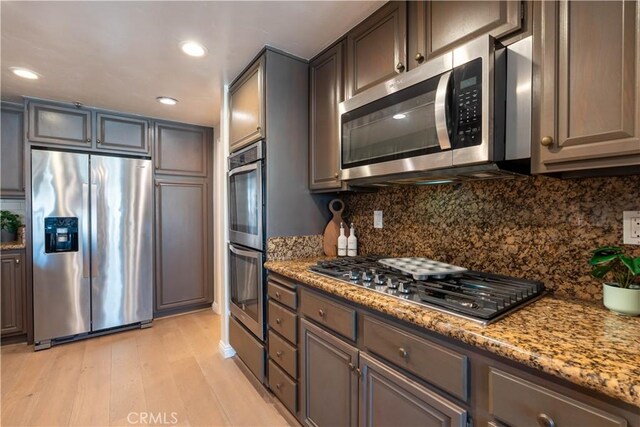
[{"x1": 309, "y1": 256, "x2": 545, "y2": 325}]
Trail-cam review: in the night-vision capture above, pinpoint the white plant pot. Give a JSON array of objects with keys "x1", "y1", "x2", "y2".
[{"x1": 603, "y1": 283, "x2": 640, "y2": 316}]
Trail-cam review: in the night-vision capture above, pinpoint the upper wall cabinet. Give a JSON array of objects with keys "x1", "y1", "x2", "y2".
[
  {"x1": 533, "y1": 0, "x2": 640, "y2": 174},
  {"x1": 229, "y1": 56, "x2": 266, "y2": 152},
  {"x1": 346, "y1": 1, "x2": 407, "y2": 98},
  {"x1": 309, "y1": 41, "x2": 345, "y2": 191},
  {"x1": 28, "y1": 102, "x2": 92, "y2": 147},
  {"x1": 96, "y1": 112, "x2": 150, "y2": 154},
  {"x1": 1, "y1": 103, "x2": 25, "y2": 198},
  {"x1": 422, "y1": 1, "x2": 523, "y2": 61},
  {"x1": 154, "y1": 122, "x2": 209, "y2": 177}
]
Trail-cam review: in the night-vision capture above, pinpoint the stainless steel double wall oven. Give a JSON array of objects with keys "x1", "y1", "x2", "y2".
[{"x1": 228, "y1": 141, "x2": 265, "y2": 340}]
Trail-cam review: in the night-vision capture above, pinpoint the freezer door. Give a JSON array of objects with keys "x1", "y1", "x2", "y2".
[
  {"x1": 32, "y1": 150, "x2": 91, "y2": 342},
  {"x1": 90, "y1": 155, "x2": 153, "y2": 331}
]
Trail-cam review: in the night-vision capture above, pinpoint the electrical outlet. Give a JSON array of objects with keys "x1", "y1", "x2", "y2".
[
  {"x1": 374, "y1": 211, "x2": 383, "y2": 229},
  {"x1": 623, "y1": 211, "x2": 640, "y2": 245}
]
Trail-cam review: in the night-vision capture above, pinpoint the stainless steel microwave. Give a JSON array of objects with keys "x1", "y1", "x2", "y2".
[{"x1": 339, "y1": 35, "x2": 532, "y2": 185}]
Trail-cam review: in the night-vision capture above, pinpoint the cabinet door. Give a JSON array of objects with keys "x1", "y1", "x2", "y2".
[
  {"x1": 229, "y1": 56, "x2": 265, "y2": 152},
  {"x1": 1, "y1": 103, "x2": 25, "y2": 198},
  {"x1": 27, "y1": 101, "x2": 92, "y2": 147},
  {"x1": 309, "y1": 41, "x2": 345, "y2": 191},
  {"x1": 1, "y1": 252, "x2": 25, "y2": 337},
  {"x1": 155, "y1": 178, "x2": 211, "y2": 312},
  {"x1": 534, "y1": 0, "x2": 640, "y2": 173},
  {"x1": 425, "y1": 1, "x2": 522, "y2": 60},
  {"x1": 300, "y1": 318, "x2": 359, "y2": 427},
  {"x1": 359, "y1": 353, "x2": 468, "y2": 427},
  {"x1": 154, "y1": 122, "x2": 209, "y2": 176},
  {"x1": 96, "y1": 112, "x2": 150, "y2": 154},
  {"x1": 346, "y1": 1, "x2": 407, "y2": 98}
]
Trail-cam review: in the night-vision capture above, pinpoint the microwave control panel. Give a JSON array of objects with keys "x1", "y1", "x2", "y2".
[{"x1": 452, "y1": 58, "x2": 482, "y2": 148}]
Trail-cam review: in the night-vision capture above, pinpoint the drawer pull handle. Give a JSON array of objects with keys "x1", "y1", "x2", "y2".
[
  {"x1": 275, "y1": 318, "x2": 282, "y2": 325},
  {"x1": 318, "y1": 309, "x2": 325, "y2": 318},
  {"x1": 398, "y1": 347, "x2": 408, "y2": 360},
  {"x1": 276, "y1": 351, "x2": 283, "y2": 357},
  {"x1": 537, "y1": 413, "x2": 555, "y2": 427},
  {"x1": 275, "y1": 291, "x2": 281, "y2": 299}
]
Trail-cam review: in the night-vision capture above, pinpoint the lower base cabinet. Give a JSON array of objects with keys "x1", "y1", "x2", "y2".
[
  {"x1": 360, "y1": 353, "x2": 467, "y2": 427},
  {"x1": 1, "y1": 251, "x2": 26, "y2": 338}
]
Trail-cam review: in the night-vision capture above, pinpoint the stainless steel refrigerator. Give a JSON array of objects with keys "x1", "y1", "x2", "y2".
[{"x1": 31, "y1": 149, "x2": 153, "y2": 350}]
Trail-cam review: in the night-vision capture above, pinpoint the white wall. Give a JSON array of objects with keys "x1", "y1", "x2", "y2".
[{"x1": 214, "y1": 85, "x2": 234, "y2": 358}]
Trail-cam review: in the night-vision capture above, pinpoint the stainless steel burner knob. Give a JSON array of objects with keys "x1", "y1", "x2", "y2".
[
  {"x1": 398, "y1": 280, "x2": 412, "y2": 294},
  {"x1": 349, "y1": 270, "x2": 361, "y2": 281},
  {"x1": 362, "y1": 271, "x2": 373, "y2": 282},
  {"x1": 373, "y1": 274, "x2": 386, "y2": 285},
  {"x1": 386, "y1": 278, "x2": 399, "y2": 289}
]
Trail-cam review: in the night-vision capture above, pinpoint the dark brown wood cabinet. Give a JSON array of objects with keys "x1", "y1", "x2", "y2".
[
  {"x1": 96, "y1": 112, "x2": 150, "y2": 154},
  {"x1": 346, "y1": 1, "x2": 407, "y2": 98},
  {"x1": 533, "y1": 0, "x2": 640, "y2": 174},
  {"x1": 1, "y1": 103, "x2": 25, "y2": 198},
  {"x1": 421, "y1": 1, "x2": 523, "y2": 61},
  {"x1": 27, "y1": 101, "x2": 92, "y2": 147},
  {"x1": 229, "y1": 55, "x2": 266, "y2": 152},
  {"x1": 300, "y1": 318, "x2": 359, "y2": 427},
  {"x1": 360, "y1": 353, "x2": 468, "y2": 427},
  {"x1": 309, "y1": 41, "x2": 345, "y2": 191},
  {"x1": 154, "y1": 122, "x2": 209, "y2": 177},
  {"x1": 1, "y1": 251, "x2": 26, "y2": 338},
  {"x1": 154, "y1": 177, "x2": 211, "y2": 312}
]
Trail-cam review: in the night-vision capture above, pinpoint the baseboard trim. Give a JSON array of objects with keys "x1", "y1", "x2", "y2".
[
  {"x1": 218, "y1": 340, "x2": 236, "y2": 358},
  {"x1": 211, "y1": 301, "x2": 220, "y2": 314}
]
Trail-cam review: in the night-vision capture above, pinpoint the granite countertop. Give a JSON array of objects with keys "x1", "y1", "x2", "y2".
[
  {"x1": 0, "y1": 227, "x2": 25, "y2": 250},
  {"x1": 264, "y1": 258, "x2": 640, "y2": 407}
]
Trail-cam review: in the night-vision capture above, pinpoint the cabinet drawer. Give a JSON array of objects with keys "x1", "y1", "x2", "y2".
[
  {"x1": 268, "y1": 360, "x2": 297, "y2": 414},
  {"x1": 489, "y1": 369, "x2": 627, "y2": 427},
  {"x1": 229, "y1": 315, "x2": 265, "y2": 382},
  {"x1": 300, "y1": 290, "x2": 356, "y2": 341},
  {"x1": 268, "y1": 280, "x2": 297, "y2": 310},
  {"x1": 362, "y1": 315, "x2": 468, "y2": 401},
  {"x1": 269, "y1": 330, "x2": 297, "y2": 379},
  {"x1": 268, "y1": 300, "x2": 297, "y2": 343}
]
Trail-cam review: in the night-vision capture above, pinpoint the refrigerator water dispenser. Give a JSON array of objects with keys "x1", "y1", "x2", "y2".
[{"x1": 44, "y1": 217, "x2": 78, "y2": 253}]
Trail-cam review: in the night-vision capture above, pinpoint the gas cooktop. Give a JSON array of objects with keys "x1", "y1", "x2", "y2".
[{"x1": 310, "y1": 256, "x2": 545, "y2": 325}]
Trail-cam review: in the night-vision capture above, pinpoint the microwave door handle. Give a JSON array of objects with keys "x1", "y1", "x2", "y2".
[{"x1": 435, "y1": 70, "x2": 452, "y2": 150}]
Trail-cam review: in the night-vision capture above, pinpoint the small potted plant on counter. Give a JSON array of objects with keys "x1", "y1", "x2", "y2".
[
  {"x1": 589, "y1": 246, "x2": 640, "y2": 316},
  {"x1": 0, "y1": 210, "x2": 22, "y2": 243}
]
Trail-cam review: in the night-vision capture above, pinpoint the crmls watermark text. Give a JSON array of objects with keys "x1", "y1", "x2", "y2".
[{"x1": 127, "y1": 412, "x2": 179, "y2": 425}]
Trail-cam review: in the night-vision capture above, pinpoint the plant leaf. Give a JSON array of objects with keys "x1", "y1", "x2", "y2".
[
  {"x1": 620, "y1": 255, "x2": 640, "y2": 276},
  {"x1": 591, "y1": 264, "x2": 612, "y2": 279},
  {"x1": 591, "y1": 246, "x2": 623, "y2": 256},
  {"x1": 588, "y1": 253, "x2": 620, "y2": 265}
]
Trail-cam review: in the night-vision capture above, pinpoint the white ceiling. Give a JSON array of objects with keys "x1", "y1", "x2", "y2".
[{"x1": 1, "y1": 1, "x2": 383, "y2": 128}]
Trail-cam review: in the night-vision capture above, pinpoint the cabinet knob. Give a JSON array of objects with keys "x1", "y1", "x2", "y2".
[
  {"x1": 276, "y1": 351, "x2": 283, "y2": 357},
  {"x1": 415, "y1": 53, "x2": 425, "y2": 63},
  {"x1": 86, "y1": 137, "x2": 91, "y2": 142},
  {"x1": 348, "y1": 362, "x2": 355, "y2": 371},
  {"x1": 15, "y1": 258, "x2": 20, "y2": 264},
  {"x1": 541, "y1": 136, "x2": 554, "y2": 147},
  {"x1": 274, "y1": 291, "x2": 281, "y2": 299},
  {"x1": 334, "y1": 172, "x2": 339, "y2": 179},
  {"x1": 398, "y1": 347, "x2": 408, "y2": 360},
  {"x1": 275, "y1": 383, "x2": 282, "y2": 390},
  {"x1": 395, "y1": 62, "x2": 405, "y2": 73},
  {"x1": 256, "y1": 126, "x2": 262, "y2": 133},
  {"x1": 275, "y1": 318, "x2": 282, "y2": 325},
  {"x1": 536, "y1": 413, "x2": 556, "y2": 427},
  {"x1": 96, "y1": 139, "x2": 101, "y2": 144},
  {"x1": 318, "y1": 309, "x2": 325, "y2": 318}
]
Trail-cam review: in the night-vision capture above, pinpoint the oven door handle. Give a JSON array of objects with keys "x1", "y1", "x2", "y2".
[
  {"x1": 229, "y1": 244, "x2": 261, "y2": 259},
  {"x1": 435, "y1": 70, "x2": 452, "y2": 150},
  {"x1": 228, "y1": 162, "x2": 259, "y2": 177}
]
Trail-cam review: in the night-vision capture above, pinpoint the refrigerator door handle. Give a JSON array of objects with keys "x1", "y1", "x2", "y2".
[
  {"x1": 82, "y1": 183, "x2": 90, "y2": 279},
  {"x1": 90, "y1": 183, "x2": 98, "y2": 279}
]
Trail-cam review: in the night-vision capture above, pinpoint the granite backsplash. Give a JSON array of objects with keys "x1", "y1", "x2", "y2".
[
  {"x1": 342, "y1": 175, "x2": 640, "y2": 301},
  {"x1": 267, "y1": 235, "x2": 324, "y2": 261}
]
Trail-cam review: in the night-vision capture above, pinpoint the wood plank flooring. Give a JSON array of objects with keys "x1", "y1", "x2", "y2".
[{"x1": 1, "y1": 310, "x2": 289, "y2": 427}]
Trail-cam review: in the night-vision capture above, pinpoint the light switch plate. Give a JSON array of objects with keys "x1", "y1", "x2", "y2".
[
  {"x1": 623, "y1": 211, "x2": 640, "y2": 245},
  {"x1": 373, "y1": 211, "x2": 383, "y2": 229}
]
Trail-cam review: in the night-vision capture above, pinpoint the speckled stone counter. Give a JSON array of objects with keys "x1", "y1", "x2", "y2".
[
  {"x1": 0, "y1": 227, "x2": 25, "y2": 250},
  {"x1": 265, "y1": 258, "x2": 640, "y2": 407}
]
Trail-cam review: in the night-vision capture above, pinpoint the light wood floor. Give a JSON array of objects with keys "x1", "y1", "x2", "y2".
[{"x1": 1, "y1": 310, "x2": 289, "y2": 427}]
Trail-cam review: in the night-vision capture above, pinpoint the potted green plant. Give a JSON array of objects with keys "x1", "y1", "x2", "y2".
[
  {"x1": 0, "y1": 210, "x2": 22, "y2": 243},
  {"x1": 589, "y1": 246, "x2": 640, "y2": 316}
]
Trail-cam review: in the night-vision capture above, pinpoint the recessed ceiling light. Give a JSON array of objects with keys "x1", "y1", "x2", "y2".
[
  {"x1": 180, "y1": 41, "x2": 207, "y2": 57},
  {"x1": 156, "y1": 96, "x2": 178, "y2": 105},
  {"x1": 392, "y1": 113, "x2": 406, "y2": 120},
  {"x1": 10, "y1": 67, "x2": 39, "y2": 80}
]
